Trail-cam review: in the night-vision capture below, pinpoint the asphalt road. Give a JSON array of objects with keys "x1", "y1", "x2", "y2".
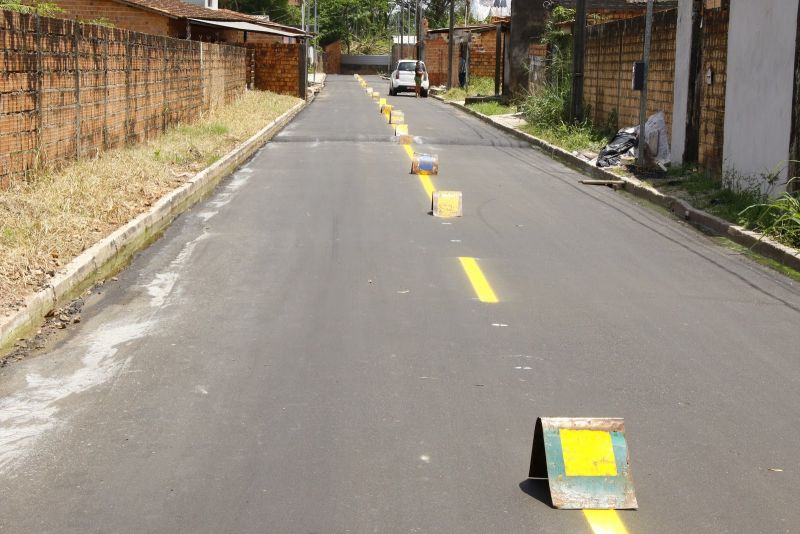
[{"x1": 1, "y1": 75, "x2": 799, "y2": 533}]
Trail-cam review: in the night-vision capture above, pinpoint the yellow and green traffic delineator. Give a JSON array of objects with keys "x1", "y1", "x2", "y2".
[{"x1": 528, "y1": 417, "x2": 638, "y2": 509}]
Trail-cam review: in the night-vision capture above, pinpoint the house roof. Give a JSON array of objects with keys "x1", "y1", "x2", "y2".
[{"x1": 113, "y1": 0, "x2": 306, "y2": 35}]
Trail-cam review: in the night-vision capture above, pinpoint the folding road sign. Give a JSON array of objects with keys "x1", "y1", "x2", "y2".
[{"x1": 528, "y1": 417, "x2": 638, "y2": 509}]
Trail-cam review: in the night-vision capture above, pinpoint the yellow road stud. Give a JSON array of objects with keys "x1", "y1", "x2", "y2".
[
  {"x1": 411, "y1": 153, "x2": 439, "y2": 175},
  {"x1": 432, "y1": 191, "x2": 463, "y2": 218},
  {"x1": 395, "y1": 124, "x2": 409, "y2": 136},
  {"x1": 390, "y1": 110, "x2": 405, "y2": 124}
]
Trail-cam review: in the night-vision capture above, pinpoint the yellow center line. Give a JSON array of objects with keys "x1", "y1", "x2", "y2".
[
  {"x1": 458, "y1": 257, "x2": 499, "y2": 303},
  {"x1": 583, "y1": 510, "x2": 630, "y2": 534},
  {"x1": 399, "y1": 127, "x2": 435, "y2": 200}
]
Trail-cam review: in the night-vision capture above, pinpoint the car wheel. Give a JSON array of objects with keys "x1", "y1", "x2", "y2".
[
  {"x1": 421, "y1": 89, "x2": 429, "y2": 98},
  {"x1": 389, "y1": 87, "x2": 395, "y2": 96}
]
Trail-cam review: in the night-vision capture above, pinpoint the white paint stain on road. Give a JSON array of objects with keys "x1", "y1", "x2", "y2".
[{"x1": 0, "y1": 320, "x2": 150, "y2": 473}]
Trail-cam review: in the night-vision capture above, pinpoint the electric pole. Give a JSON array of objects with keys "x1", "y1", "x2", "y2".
[
  {"x1": 447, "y1": 0, "x2": 455, "y2": 89},
  {"x1": 637, "y1": 0, "x2": 655, "y2": 167},
  {"x1": 570, "y1": 0, "x2": 586, "y2": 123}
]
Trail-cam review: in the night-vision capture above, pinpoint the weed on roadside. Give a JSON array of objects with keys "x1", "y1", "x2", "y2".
[{"x1": 0, "y1": 90, "x2": 300, "y2": 316}]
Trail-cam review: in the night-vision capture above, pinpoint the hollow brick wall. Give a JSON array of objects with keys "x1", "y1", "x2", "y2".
[
  {"x1": 0, "y1": 10, "x2": 246, "y2": 186},
  {"x1": 248, "y1": 42, "x2": 301, "y2": 97},
  {"x1": 583, "y1": 9, "x2": 677, "y2": 134}
]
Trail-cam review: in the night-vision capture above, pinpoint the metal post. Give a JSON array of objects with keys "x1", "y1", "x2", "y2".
[
  {"x1": 313, "y1": 0, "x2": 317, "y2": 83},
  {"x1": 73, "y1": 23, "x2": 81, "y2": 159},
  {"x1": 494, "y1": 22, "x2": 501, "y2": 96},
  {"x1": 301, "y1": 0, "x2": 305, "y2": 35},
  {"x1": 400, "y1": 0, "x2": 404, "y2": 59},
  {"x1": 416, "y1": 0, "x2": 420, "y2": 60},
  {"x1": 447, "y1": 0, "x2": 455, "y2": 89},
  {"x1": 637, "y1": 0, "x2": 655, "y2": 167},
  {"x1": 570, "y1": 0, "x2": 587, "y2": 123}
]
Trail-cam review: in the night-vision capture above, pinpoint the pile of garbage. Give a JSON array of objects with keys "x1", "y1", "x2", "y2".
[{"x1": 596, "y1": 111, "x2": 671, "y2": 170}]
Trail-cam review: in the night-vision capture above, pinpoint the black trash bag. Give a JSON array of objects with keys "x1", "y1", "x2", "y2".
[{"x1": 596, "y1": 127, "x2": 637, "y2": 168}]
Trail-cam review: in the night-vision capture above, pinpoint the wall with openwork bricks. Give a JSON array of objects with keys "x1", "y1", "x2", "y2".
[
  {"x1": 0, "y1": 10, "x2": 246, "y2": 186},
  {"x1": 583, "y1": 9, "x2": 677, "y2": 135},
  {"x1": 697, "y1": 2, "x2": 728, "y2": 172}
]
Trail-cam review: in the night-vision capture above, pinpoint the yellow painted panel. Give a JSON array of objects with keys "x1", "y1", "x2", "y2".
[{"x1": 560, "y1": 429, "x2": 618, "y2": 477}]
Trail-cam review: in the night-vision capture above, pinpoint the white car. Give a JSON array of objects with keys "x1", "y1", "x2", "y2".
[{"x1": 389, "y1": 59, "x2": 429, "y2": 97}]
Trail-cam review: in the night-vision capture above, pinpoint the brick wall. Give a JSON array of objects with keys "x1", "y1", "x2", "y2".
[
  {"x1": 468, "y1": 29, "x2": 502, "y2": 79},
  {"x1": 0, "y1": 10, "x2": 246, "y2": 186},
  {"x1": 324, "y1": 40, "x2": 341, "y2": 74},
  {"x1": 422, "y1": 38, "x2": 457, "y2": 87},
  {"x1": 583, "y1": 9, "x2": 677, "y2": 134},
  {"x1": 249, "y1": 42, "x2": 301, "y2": 97},
  {"x1": 50, "y1": 0, "x2": 178, "y2": 37},
  {"x1": 696, "y1": 1, "x2": 728, "y2": 171}
]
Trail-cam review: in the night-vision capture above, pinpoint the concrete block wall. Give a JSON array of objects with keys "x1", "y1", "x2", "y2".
[
  {"x1": 0, "y1": 10, "x2": 247, "y2": 186},
  {"x1": 468, "y1": 30, "x2": 502, "y2": 79},
  {"x1": 583, "y1": 9, "x2": 677, "y2": 134},
  {"x1": 323, "y1": 40, "x2": 341, "y2": 74}
]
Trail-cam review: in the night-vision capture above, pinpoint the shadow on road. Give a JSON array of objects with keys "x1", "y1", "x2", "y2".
[{"x1": 519, "y1": 478, "x2": 553, "y2": 508}]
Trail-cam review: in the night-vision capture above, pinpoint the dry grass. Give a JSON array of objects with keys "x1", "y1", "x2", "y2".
[{"x1": 0, "y1": 90, "x2": 300, "y2": 316}]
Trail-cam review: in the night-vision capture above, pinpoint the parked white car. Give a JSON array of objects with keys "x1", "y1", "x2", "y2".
[{"x1": 389, "y1": 59, "x2": 429, "y2": 97}]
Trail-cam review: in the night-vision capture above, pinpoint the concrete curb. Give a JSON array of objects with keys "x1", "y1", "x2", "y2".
[
  {"x1": 434, "y1": 95, "x2": 800, "y2": 272},
  {"x1": 0, "y1": 98, "x2": 308, "y2": 353}
]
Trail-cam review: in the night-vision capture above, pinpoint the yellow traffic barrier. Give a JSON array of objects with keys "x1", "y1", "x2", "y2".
[
  {"x1": 528, "y1": 417, "x2": 638, "y2": 509},
  {"x1": 390, "y1": 110, "x2": 405, "y2": 124},
  {"x1": 372, "y1": 91, "x2": 380, "y2": 100},
  {"x1": 432, "y1": 191, "x2": 462, "y2": 218},
  {"x1": 394, "y1": 124, "x2": 409, "y2": 136},
  {"x1": 410, "y1": 153, "x2": 439, "y2": 175},
  {"x1": 382, "y1": 104, "x2": 393, "y2": 120},
  {"x1": 379, "y1": 97, "x2": 386, "y2": 109},
  {"x1": 397, "y1": 134, "x2": 414, "y2": 145}
]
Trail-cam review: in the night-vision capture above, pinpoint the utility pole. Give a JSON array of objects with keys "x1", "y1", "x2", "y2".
[
  {"x1": 416, "y1": 0, "x2": 420, "y2": 60},
  {"x1": 313, "y1": 0, "x2": 317, "y2": 84},
  {"x1": 637, "y1": 0, "x2": 655, "y2": 167},
  {"x1": 569, "y1": 0, "x2": 586, "y2": 123},
  {"x1": 447, "y1": 0, "x2": 455, "y2": 89},
  {"x1": 301, "y1": 0, "x2": 305, "y2": 35}
]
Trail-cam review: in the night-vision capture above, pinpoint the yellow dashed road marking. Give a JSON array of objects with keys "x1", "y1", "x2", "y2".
[
  {"x1": 458, "y1": 257, "x2": 499, "y2": 303},
  {"x1": 583, "y1": 510, "x2": 630, "y2": 534}
]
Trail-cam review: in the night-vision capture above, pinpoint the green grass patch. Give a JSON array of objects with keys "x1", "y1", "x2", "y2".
[
  {"x1": 467, "y1": 101, "x2": 516, "y2": 116},
  {"x1": 520, "y1": 122, "x2": 609, "y2": 153},
  {"x1": 440, "y1": 76, "x2": 497, "y2": 101}
]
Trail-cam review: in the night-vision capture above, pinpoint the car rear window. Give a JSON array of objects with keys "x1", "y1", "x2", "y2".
[{"x1": 398, "y1": 62, "x2": 425, "y2": 72}]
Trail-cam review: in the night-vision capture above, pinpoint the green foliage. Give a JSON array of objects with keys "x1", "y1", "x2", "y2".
[
  {"x1": 0, "y1": 0, "x2": 63, "y2": 16},
  {"x1": 440, "y1": 76, "x2": 496, "y2": 101},
  {"x1": 740, "y1": 179, "x2": 800, "y2": 248},
  {"x1": 80, "y1": 17, "x2": 114, "y2": 28},
  {"x1": 521, "y1": 122, "x2": 608, "y2": 153},
  {"x1": 467, "y1": 101, "x2": 516, "y2": 116},
  {"x1": 318, "y1": 0, "x2": 390, "y2": 52}
]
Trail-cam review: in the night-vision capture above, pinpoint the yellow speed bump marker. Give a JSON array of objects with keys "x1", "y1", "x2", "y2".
[
  {"x1": 394, "y1": 123, "x2": 409, "y2": 136},
  {"x1": 382, "y1": 104, "x2": 393, "y2": 118},
  {"x1": 398, "y1": 134, "x2": 414, "y2": 145},
  {"x1": 411, "y1": 153, "x2": 439, "y2": 175},
  {"x1": 528, "y1": 417, "x2": 638, "y2": 509},
  {"x1": 432, "y1": 191, "x2": 462, "y2": 218},
  {"x1": 379, "y1": 97, "x2": 386, "y2": 109},
  {"x1": 390, "y1": 110, "x2": 405, "y2": 124}
]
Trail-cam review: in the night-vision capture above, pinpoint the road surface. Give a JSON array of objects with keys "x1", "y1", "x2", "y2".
[{"x1": 1, "y1": 75, "x2": 799, "y2": 533}]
